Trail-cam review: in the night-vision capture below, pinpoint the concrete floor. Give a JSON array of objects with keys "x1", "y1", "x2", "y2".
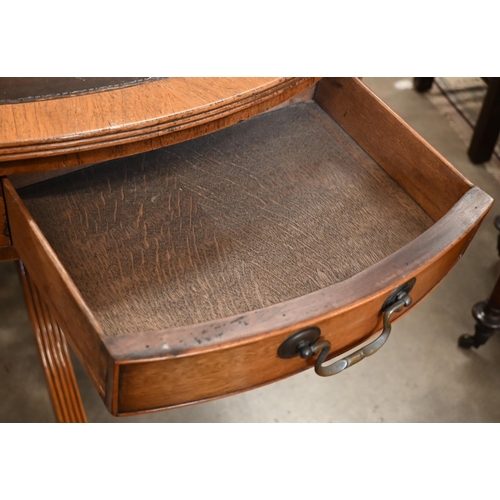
[{"x1": 2, "y1": 77, "x2": 500, "y2": 422}]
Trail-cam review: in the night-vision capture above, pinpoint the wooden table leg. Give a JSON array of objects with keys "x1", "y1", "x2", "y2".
[
  {"x1": 459, "y1": 266, "x2": 500, "y2": 350},
  {"x1": 17, "y1": 261, "x2": 87, "y2": 422},
  {"x1": 413, "y1": 78, "x2": 434, "y2": 93},
  {"x1": 468, "y1": 77, "x2": 500, "y2": 164}
]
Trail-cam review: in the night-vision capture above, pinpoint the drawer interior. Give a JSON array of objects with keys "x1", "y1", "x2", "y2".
[{"x1": 17, "y1": 101, "x2": 434, "y2": 336}]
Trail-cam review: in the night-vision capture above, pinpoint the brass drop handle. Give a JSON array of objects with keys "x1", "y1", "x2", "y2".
[
  {"x1": 312, "y1": 294, "x2": 411, "y2": 376},
  {"x1": 277, "y1": 281, "x2": 414, "y2": 377}
]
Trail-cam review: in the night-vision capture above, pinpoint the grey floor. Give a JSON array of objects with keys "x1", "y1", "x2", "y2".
[{"x1": 2, "y1": 77, "x2": 500, "y2": 422}]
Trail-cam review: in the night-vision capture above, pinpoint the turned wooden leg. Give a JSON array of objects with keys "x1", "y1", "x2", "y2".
[
  {"x1": 17, "y1": 261, "x2": 87, "y2": 422},
  {"x1": 495, "y1": 216, "x2": 500, "y2": 256},
  {"x1": 459, "y1": 265, "x2": 500, "y2": 350}
]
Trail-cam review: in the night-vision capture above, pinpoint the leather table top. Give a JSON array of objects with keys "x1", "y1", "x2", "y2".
[{"x1": 0, "y1": 77, "x2": 162, "y2": 104}]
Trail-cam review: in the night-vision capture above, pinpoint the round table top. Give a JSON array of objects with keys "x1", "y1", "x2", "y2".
[{"x1": 0, "y1": 77, "x2": 318, "y2": 176}]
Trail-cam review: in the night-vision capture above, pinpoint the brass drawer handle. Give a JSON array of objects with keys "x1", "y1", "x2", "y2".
[
  {"x1": 313, "y1": 294, "x2": 411, "y2": 376},
  {"x1": 278, "y1": 281, "x2": 414, "y2": 377}
]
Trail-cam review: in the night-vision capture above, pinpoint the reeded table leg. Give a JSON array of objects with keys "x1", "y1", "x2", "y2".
[{"x1": 17, "y1": 261, "x2": 87, "y2": 423}]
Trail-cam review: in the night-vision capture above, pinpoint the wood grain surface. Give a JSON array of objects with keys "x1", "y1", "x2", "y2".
[
  {"x1": 314, "y1": 78, "x2": 473, "y2": 221},
  {"x1": 18, "y1": 102, "x2": 434, "y2": 335},
  {"x1": 0, "y1": 78, "x2": 318, "y2": 174}
]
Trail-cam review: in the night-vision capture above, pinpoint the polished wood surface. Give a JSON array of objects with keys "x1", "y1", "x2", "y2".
[
  {"x1": 3, "y1": 78, "x2": 492, "y2": 415},
  {"x1": 0, "y1": 78, "x2": 318, "y2": 175}
]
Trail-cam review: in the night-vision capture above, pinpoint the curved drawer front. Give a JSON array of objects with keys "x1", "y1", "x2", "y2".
[
  {"x1": 3, "y1": 78, "x2": 492, "y2": 416},
  {"x1": 109, "y1": 187, "x2": 489, "y2": 414}
]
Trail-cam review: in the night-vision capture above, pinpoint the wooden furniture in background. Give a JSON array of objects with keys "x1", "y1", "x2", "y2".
[
  {"x1": 414, "y1": 77, "x2": 500, "y2": 164},
  {"x1": 413, "y1": 77, "x2": 500, "y2": 350},
  {"x1": 0, "y1": 77, "x2": 492, "y2": 421},
  {"x1": 459, "y1": 217, "x2": 500, "y2": 350}
]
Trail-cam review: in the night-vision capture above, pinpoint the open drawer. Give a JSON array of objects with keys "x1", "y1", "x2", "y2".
[{"x1": 2, "y1": 78, "x2": 493, "y2": 416}]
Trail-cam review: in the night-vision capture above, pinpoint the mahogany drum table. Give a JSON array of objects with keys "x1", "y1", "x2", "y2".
[{"x1": 0, "y1": 78, "x2": 493, "y2": 422}]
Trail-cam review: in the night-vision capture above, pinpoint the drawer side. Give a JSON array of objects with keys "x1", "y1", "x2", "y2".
[
  {"x1": 2, "y1": 178, "x2": 110, "y2": 398},
  {"x1": 314, "y1": 78, "x2": 472, "y2": 221}
]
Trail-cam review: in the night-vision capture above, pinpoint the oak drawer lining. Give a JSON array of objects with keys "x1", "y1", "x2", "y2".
[{"x1": 18, "y1": 102, "x2": 433, "y2": 335}]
